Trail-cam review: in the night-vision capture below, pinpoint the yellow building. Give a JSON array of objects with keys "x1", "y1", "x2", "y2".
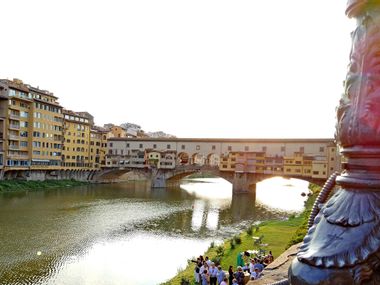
[
  {"x1": 106, "y1": 125, "x2": 127, "y2": 138},
  {"x1": 0, "y1": 79, "x2": 64, "y2": 171},
  {"x1": 89, "y1": 126, "x2": 108, "y2": 169},
  {"x1": 283, "y1": 152, "x2": 303, "y2": 176},
  {"x1": 145, "y1": 149, "x2": 176, "y2": 169},
  {"x1": 29, "y1": 86, "x2": 63, "y2": 169},
  {"x1": 62, "y1": 110, "x2": 91, "y2": 169}
]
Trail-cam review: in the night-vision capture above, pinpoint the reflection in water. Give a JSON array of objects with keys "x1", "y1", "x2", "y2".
[
  {"x1": 0, "y1": 177, "x2": 309, "y2": 285},
  {"x1": 191, "y1": 200, "x2": 205, "y2": 231},
  {"x1": 256, "y1": 177, "x2": 310, "y2": 212}
]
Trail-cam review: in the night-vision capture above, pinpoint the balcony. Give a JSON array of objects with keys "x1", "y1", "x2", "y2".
[
  {"x1": 9, "y1": 124, "x2": 20, "y2": 130},
  {"x1": 9, "y1": 134, "x2": 20, "y2": 140},
  {"x1": 9, "y1": 145, "x2": 19, "y2": 150},
  {"x1": 8, "y1": 153, "x2": 28, "y2": 159},
  {"x1": 9, "y1": 114, "x2": 20, "y2": 120}
]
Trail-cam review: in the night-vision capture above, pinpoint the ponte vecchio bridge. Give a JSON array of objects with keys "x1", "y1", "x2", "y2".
[{"x1": 101, "y1": 138, "x2": 340, "y2": 193}]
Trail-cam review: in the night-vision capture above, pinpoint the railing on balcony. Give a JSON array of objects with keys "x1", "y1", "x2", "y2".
[
  {"x1": 9, "y1": 145, "x2": 19, "y2": 150},
  {"x1": 9, "y1": 114, "x2": 20, "y2": 120},
  {"x1": 9, "y1": 134, "x2": 20, "y2": 140},
  {"x1": 9, "y1": 124, "x2": 20, "y2": 130}
]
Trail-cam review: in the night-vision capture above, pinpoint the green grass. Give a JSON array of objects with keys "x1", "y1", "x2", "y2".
[
  {"x1": 0, "y1": 179, "x2": 88, "y2": 193},
  {"x1": 161, "y1": 183, "x2": 321, "y2": 285}
]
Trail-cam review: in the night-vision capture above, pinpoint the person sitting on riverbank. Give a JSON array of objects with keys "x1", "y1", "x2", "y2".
[
  {"x1": 263, "y1": 251, "x2": 274, "y2": 265},
  {"x1": 220, "y1": 276, "x2": 228, "y2": 285},
  {"x1": 217, "y1": 265, "x2": 225, "y2": 285},
  {"x1": 253, "y1": 259, "x2": 264, "y2": 272},
  {"x1": 234, "y1": 266, "x2": 245, "y2": 285},
  {"x1": 250, "y1": 268, "x2": 262, "y2": 280},
  {"x1": 242, "y1": 263, "x2": 249, "y2": 272}
]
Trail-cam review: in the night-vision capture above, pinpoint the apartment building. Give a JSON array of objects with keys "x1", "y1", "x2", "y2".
[
  {"x1": 62, "y1": 110, "x2": 91, "y2": 169},
  {"x1": 89, "y1": 126, "x2": 108, "y2": 169},
  {"x1": 0, "y1": 79, "x2": 63, "y2": 170},
  {"x1": 29, "y1": 86, "x2": 63, "y2": 169}
]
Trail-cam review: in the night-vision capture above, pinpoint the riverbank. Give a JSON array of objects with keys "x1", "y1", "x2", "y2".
[
  {"x1": 162, "y1": 183, "x2": 320, "y2": 285},
  {"x1": 0, "y1": 179, "x2": 88, "y2": 193}
]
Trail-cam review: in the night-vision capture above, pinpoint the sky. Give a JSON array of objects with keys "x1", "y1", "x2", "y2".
[{"x1": 1, "y1": 1, "x2": 355, "y2": 138}]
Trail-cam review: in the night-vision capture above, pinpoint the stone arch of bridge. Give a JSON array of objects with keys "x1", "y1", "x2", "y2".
[
  {"x1": 177, "y1": 152, "x2": 190, "y2": 165},
  {"x1": 206, "y1": 153, "x2": 220, "y2": 166},
  {"x1": 166, "y1": 166, "x2": 234, "y2": 184},
  {"x1": 190, "y1": 153, "x2": 207, "y2": 165}
]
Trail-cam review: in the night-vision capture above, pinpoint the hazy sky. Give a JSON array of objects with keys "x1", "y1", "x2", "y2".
[{"x1": 1, "y1": 1, "x2": 354, "y2": 138}]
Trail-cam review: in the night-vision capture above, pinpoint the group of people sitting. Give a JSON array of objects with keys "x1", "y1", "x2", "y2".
[{"x1": 192, "y1": 251, "x2": 274, "y2": 285}]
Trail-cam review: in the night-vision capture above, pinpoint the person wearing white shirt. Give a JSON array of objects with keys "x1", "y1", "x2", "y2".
[{"x1": 249, "y1": 259, "x2": 255, "y2": 274}]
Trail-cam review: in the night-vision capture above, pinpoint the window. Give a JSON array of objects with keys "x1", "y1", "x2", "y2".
[
  {"x1": 262, "y1": 146, "x2": 267, "y2": 152},
  {"x1": 245, "y1": 146, "x2": 249, "y2": 151},
  {"x1": 139, "y1": 144, "x2": 143, "y2": 148},
  {"x1": 153, "y1": 144, "x2": 157, "y2": 149},
  {"x1": 109, "y1": 143, "x2": 113, "y2": 147},
  {"x1": 228, "y1": 146, "x2": 232, "y2": 151},
  {"x1": 181, "y1": 145, "x2": 185, "y2": 150},
  {"x1": 196, "y1": 145, "x2": 200, "y2": 150},
  {"x1": 167, "y1": 144, "x2": 171, "y2": 149},
  {"x1": 212, "y1": 145, "x2": 216, "y2": 150},
  {"x1": 126, "y1": 143, "x2": 130, "y2": 148},
  {"x1": 300, "y1": 146, "x2": 304, "y2": 153},
  {"x1": 281, "y1": 146, "x2": 285, "y2": 152}
]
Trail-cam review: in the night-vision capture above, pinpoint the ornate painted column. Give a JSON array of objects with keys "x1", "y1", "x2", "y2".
[{"x1": 289, "y1": 1, "x2": 380, "y2": 284}]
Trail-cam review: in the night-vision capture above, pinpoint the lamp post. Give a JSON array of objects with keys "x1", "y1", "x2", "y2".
[{"x1": 289, "y1": 1, "x2": 380, "y2": 284}]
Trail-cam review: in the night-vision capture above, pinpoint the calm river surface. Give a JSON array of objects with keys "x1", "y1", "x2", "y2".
[{"x1": 0, "y1": 177, "x2": 310, "y2": 285}]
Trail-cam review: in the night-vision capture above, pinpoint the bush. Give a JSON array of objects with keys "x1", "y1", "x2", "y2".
[
  {"x1": 230, "y1": 239, "x2": 235, "y2": 249},
  {"x1": 234, "y1": 235, "x2": 242, "y2": 244},
  {"x1": 210, "y1": 241, "x2": 215, "y2": 248},
  {"x1": 180, "y1": 277, "x2": 190, "y2": 285},
  {"x1": 246, "y1": 225, "x2": 253, "y2": 235},
  {"x1": 216, "y1": 245, "x2": 224, "y2": 257},
  {"x1": 211, "y1": 256, "x2": 222, "y2": 266}
]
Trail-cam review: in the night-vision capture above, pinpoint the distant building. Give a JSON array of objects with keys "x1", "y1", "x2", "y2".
[{"x1": 146, "y1": 131, "x2": 176, "y2": 138}]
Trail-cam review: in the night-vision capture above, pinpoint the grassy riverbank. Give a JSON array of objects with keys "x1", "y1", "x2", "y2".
[
  {"x1": 0, "y1": 179, "x2": 88, "y2": 193},
  {"x1": 162, "y1": 183, "x2": 320, "y2": 285}
]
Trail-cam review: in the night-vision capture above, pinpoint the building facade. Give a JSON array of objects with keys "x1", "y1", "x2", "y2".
[
  {"x1": 0, "y1": 79, "x2": 64, "y2": 172},
  {"x1": 106, "y1": 138, "x2": 341, "y2": 180}
]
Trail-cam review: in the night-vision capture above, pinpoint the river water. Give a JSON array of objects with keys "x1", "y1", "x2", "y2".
[{"x1": 0, "y1": 177, "x2": 310, "y2": 285}]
